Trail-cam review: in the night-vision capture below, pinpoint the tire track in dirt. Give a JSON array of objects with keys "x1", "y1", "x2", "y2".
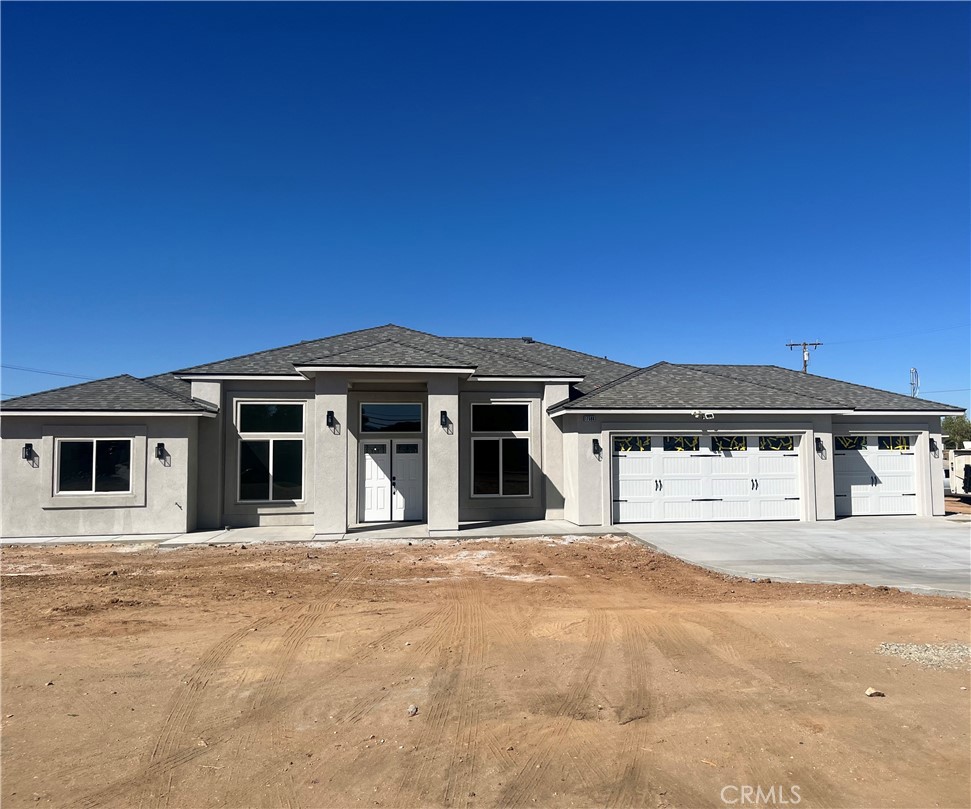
[
  {"x1": 391, "y1": 579, "x2": 485, "y2": 808},
  {"x1": 499, "y1": 608, "x2": 610, "y2": 808},
  {"x1": 73, "y1": 562, "x2": 368, "y2": 809},
  {"x1": 643, "y1": 615, "x2": 842, "y2": 808}
]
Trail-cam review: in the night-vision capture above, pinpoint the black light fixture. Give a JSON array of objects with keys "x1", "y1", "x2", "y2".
[
  {"x1": 326, "y1": 410, "x2": 335, "y2": 429},
  {"x1": 930, "y1": 437, "x2": 939, "y2": 455},
  {"x1": 22, "y1": 443, "x2": 32, "y2": 460},
  {"x1": 592, "y1": 438, "x2": 602, "y2": 456},
  {"x1": 155, "y1": 442, "x2": 166, "y2": 460},
  {"x1": 815, "y1": 437, "x2": 825, "y2": 454},
  {"x1": 440, "y1": 410, "x2": 449, "y2": 428}
]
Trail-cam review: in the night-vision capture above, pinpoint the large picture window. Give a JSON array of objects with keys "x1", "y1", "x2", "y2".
[
  {"x1": 361, "y1": 403, "x2": 422, "y2": 433},
  {"x1": 237, "y1": 402, "x2": 304, "y2": 502},
  {"x1": 471, "y1": 402, "x2": 530, "y2": 497},
  {"x1": 56, "y1": 439, "x2": 132, "y2": 494}
]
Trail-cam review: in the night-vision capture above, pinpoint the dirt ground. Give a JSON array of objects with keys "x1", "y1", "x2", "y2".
[{"x1": 2, "y1": 536, "x2": 969, "y2": 809}]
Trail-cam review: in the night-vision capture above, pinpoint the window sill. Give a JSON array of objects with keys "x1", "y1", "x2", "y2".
[{"x1": 44, "y1": 493, "x2": 143, "y2": 510}]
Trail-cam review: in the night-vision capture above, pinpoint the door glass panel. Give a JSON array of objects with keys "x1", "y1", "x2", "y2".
[
  {"x1": 878, "y1": 436, "x2": 910, "y2": 451},
  {"x1": 272, "y1": 440, "x2": 303, "y2": 500},
  {"x1": 712, "y1": 435, "x2": 747, "y2": 452},
  {"x1": 614, "y1": 436, "x2": 651, "y2": 452},
  {"x1": 472, "y1": 403, "x2": 529, "y2": 432},
  {"x1": 835, "y1": 436, "x2": 867, "y2": 450},
  {"x1": 239, "y1": 403, "x2": 303, "y2": 433},
  {"x1": 58, "y1": 441, "x2": 94, "y2": 492},
  {"x1": 473, "y1": 440, "x2": 500, "y2": 495},
  {"x1": 239, "y1": 440, "x2": 271, "y2": 500},
  {"x1": 396, "y1": 443, "x2": 419, "y2": 454},
  {"x1": 759, "y1": 435, "x2": 794, "y2": 451},
  {"x1": 663, "y1": 436, "x2": 699, "y2": 452},
  {"x1": 361, "y1": 404, "x2": 422, "y2": 433},
  {"x1": 364, "y1": 444, "x2": 387, "y2": 454},
  {"x1": 502, "y1": 438, "x2": 530, "y2": 495}
]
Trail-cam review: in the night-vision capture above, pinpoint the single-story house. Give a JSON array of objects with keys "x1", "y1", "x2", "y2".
[{"x1": 1, "y1": 324, "x2": 963, "y2": 538}]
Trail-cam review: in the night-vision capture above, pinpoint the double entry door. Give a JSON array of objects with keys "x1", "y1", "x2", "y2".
[{"x1": 360, "y1": 440, "x2": 423, "y2": 522}]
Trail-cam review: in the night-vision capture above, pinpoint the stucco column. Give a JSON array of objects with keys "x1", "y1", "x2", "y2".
[
  {"x1": 811, "y1": 415, "x2": 835, "y2": 520},
  {"x1": 542, "y1": 383, "x2": 569, "y2": 520},
  {"x1": 314, "y1": 373, "x2": 349, "y2": 536},
  {"x1": 562, "y1": 413, "x2": 603, "y2": 526},
  {"x1": 427, "y1": 375, "x2": 459, "y2": 534},
  {"x1": 190, "y1": 380, "x2": 223, "y2": 530},
  {"x1": 928, "y1": 419, "x2": 945, "y2": 516}
]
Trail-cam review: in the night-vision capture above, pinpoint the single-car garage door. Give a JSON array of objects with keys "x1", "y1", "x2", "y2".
[
  {"x1": 612, "y1": 434, "x2": 801, "y2": 523},
  {"x1": 833, "y1": 434, "x2": 916, "y2": 516}
]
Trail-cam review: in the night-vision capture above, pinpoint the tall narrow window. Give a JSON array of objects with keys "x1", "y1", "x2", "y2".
[{"x1": 237, "y1": 402, "x2": 304, "y2": 502}]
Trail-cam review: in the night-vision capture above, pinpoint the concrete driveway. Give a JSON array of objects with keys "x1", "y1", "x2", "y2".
[{"x1": 624, "y1": 516, "x2": 971, "y2": 597}]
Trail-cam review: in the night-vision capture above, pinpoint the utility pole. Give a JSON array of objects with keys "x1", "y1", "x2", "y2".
[{"x1": 786, "y1": 341, "x2": 822, "y2": 373}]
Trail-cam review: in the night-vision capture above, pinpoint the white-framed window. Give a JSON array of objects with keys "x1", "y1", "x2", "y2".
[
  {"x1": 55, "y1": 438, "x2": 133, "y2": 494},
  {"x1": 471, "y1": 402, "x2": 531, "y2": 497},
  {"x1": 360, "y1": 402, "x2": 423, "y2": 433},
  {"x1": 236, "y1": 402, "x2": 304, "y2": 503}
]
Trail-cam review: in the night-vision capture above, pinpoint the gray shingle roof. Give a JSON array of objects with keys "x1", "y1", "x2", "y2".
[
  {"x1": 1, "y1": 374, "x2": 215, "y2": 413},
  {"x1": 550, "y1": 362, "x2": 964, "y2": 413},
  {"x1": 300, "y1": 340, "x2": 475, "y2": 369},
  {"x1": 450, "y1": 337, "x2": 636, "y2": 393},
  {"x1": 177, "y1": 325, "x2": 579, "y2": 378}
]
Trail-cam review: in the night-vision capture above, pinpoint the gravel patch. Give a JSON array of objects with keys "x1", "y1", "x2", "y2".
[{"x1": 877, "y1": 642, "x2": 971, "y2": 670}]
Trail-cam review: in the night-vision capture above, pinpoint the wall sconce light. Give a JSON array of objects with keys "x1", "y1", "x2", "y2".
[
  {"x1": 326, "y1": 410, "x2": 335, "y2": 429},
  {"x1": 155, "y1": 442, "x2": 166, "y2": 460},
  {"x1": 815, "y1": 437, "x2": 825, "y2": 454},
  {"x1": 22, "y1": 443, "x2": 33, "y2": 460},
  {"x1": 930, "y1": 438, "x2": 939, "y2": 456},
  {"x1": 440, "y1": 410, "x2": 449, "y2": 428},
  {"x1": 592, "y1": 438, "x2": 602, "y2": 456}
]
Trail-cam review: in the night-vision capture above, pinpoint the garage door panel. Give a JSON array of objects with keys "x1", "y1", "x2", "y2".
[
  {"x1": 711, "y1": 500, "x2": 752, "y2": 520},
  {"x1": 756, "y1": 476, "x2": 799, "y2": 497},
  {"x1": 833, "y1": 436, "x2": 916, "y2": 516},
  {"x1": 659, "y1": 500, "x2": 709, "y2": 521},
  {"x1": 711, "y1": 478, "x2": 751, "y2": 497},
  {"x1": 663, "y1": 478, "x2": 703, "y2": 497},
  {"x1": 615, "y1": 500, "x2": 658, "y2": 522},
  {"x1": 662, "y1": 456, "x2": 709, "y2": 475},
  {"x1": 876, "y1": 494, "x2": 916, "y2": 514}
]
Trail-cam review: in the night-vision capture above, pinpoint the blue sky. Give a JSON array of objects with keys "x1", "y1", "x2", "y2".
[{"x1": 2, "y1": 2, "x2": 968, "y2": 411}]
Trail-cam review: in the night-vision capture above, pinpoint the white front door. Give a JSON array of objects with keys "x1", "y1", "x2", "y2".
[
  {"x1": 360, "y1": 440, "x2": 423, "y2": 522},
  {"x1": 834, "y1": 434, "x2": 916, "y2": 516}
]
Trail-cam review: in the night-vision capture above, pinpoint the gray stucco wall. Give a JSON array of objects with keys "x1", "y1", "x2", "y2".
[{"x1": 1, "y1": 415, "x2": 197, "y2": 538}]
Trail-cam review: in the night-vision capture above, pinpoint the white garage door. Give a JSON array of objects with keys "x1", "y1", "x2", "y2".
[
  {"x1": 612, "y1": 434, "x2": 801, "y2": 523},
  {"x1": 834, "y1": 434, "x2": 916, "y2": 516}
]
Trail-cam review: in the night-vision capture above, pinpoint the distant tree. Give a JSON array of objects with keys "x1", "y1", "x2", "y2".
[{"x1": 942, "y1": 415, "x2": 971, "y2": 449}]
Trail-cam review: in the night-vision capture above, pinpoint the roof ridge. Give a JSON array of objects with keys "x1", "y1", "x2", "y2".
[
  {"x1": 302, "y1": 337, "x2": 473, "y2": 367},
  {"x1": 550, "y1": 362, "x2": 669, "y2": 411},
  {"x1": 445, "y1": 336, "x2": 583, "y2": 377},
  {"x1": 173, "y1": 323, "x2": 397, "y2": 374},
  {"x1": 678, "y1": 364, "x2": 844, "y2": 408},
  {"x1": 770, "y1": 365, "x2": 960, "y2": 409},
  {"x1": 138, "y1": 374, "x2": 213, "y2": 411},
  {"x1": 457, "y1": 336, "x2": 637, "y2": 371}
]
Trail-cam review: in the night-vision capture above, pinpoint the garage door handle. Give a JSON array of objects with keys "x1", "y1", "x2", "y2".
[
  {"x1": 755, "y1": 479, "x2": 759, "y2": 490},
  {"x1": 751, "y1": 479, "x2": 755, "y2": 490}
]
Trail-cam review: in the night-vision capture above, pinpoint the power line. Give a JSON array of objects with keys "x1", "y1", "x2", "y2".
[
  {"x1": 785, "y1": 341, "x2": 822, "y2": 373},
  {"x1": 922, "y1": 388, "x2": 970, "y2": 394},
  {"x1": 1, "y1": 364, "x2": 96, "y2": 380}
]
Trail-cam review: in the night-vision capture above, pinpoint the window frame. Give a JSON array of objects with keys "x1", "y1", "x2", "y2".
[
  {"x1": 235, "y1": 400, "x2": 306, "y2": 504},
  {"x1": 359, "y1": 402, "x2": 423, "y2": 434},
  {"x1": 54, "y1": 437, "x2": 134, "y2": 495},
  {"x1": 470, "y1": 400, "x2": 532, "y2": 499}
]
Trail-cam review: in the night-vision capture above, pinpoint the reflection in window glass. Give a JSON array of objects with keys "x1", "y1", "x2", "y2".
[
  {"x1": 239, "y1": 403, "x2": 303, "y2": 433},
  {"x1": 878, "y1": 436, "x2": 910, "y2": 451},
  {"x1": 58, "y1": 442, "x2": 94, "y2": 492},
  {"x1": 361, "y1": 404, "x2": 422, "y2": 433},
  {"x1": 472, "y1": 440, "x2": 500, "y2": 495},
  {"x1": 502, "y1": 438, "x2": 530, "y2": 495},
  {"x1": 712, "y1": 436, "x2": 747, "y2": 452},
  {"x1": 240, "y1": 441, "x2": 271, "y2": 501},
  {"x1": 614, "y1": 436, "x2": 651, "y2": 452},
  {"x1": 663, "y1": 436, "x2": 699, "y2": 452},
  {"x1": 835, "y1": 436, "x2": 867, "y2": 451},
  {"x1": 759, "y1": 436, "x2": 794, "y2": 452},
  {"x1": 95, "y1": 441, "x2": 131, "y2": 492},
  {"x1": 472, "y1": 404, "x2": 529, "y2": 432},
  {"x1": 272, "y1": 440, "x2": 303, "y2": 500}
]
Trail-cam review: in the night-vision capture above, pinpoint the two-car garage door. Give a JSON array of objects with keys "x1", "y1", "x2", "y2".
[{"x1": 612, "y1": 434, "x2": 802, "y2": 523}]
